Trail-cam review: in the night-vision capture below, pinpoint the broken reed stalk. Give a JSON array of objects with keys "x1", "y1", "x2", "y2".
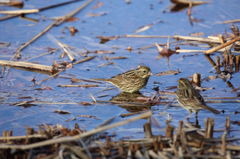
[
  {"x1": 205, "y1": 118, "x2": 214, "y2": 139},
  {"x1": 192, "y1": 73, "x2": 201, "y2": 87},
  {"x1": 221, "y1": 132, "x2": 227, "y2": 156},
  {"x1": 0, "y1": 111, "x2": 152, "y2": 150},
  {"x1": 12, "y1": 0, "x2": 94, "y2": 60},
  {"x1": 165, "y1": 123, "x2": 174, "y2": 139},
  {"x1": 0, "y1": 60, "x2": 53, "y2": 73},
  {"x1": 2, "y1": 131, "x2": 12, "y2": 143},
  {"x1": 205, "y1": 36, "x2": 240, "y2": 54},
  {"x1": 144, "y1": 122, "x2": 153, "y2": 138},
  {"x1": 225, "y1": 116, "x2": 230, "y2": 132}
]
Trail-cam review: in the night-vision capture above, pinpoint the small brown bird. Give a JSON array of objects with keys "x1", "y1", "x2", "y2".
[
  {"x1": 176, "y1": 78, "x2": 220, "y2": 116},
  {"x1": 94, "y1": 65, "x2": 152, "y2": 93}
]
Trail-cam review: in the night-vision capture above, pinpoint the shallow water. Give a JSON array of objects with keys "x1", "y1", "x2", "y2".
[{"x1": 0, "y1": 0, "x2": 240, "y2": 138}]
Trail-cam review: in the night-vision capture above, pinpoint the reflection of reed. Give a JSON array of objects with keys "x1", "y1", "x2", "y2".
[
  {"x1": 110, "y1": 92, "x2": 154, "y2": 112},
  {"x1": 204, "y1": 54, "x2": 239, "y2": 90}
]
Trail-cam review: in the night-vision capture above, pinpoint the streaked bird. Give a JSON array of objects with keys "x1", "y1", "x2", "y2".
[
  {"x1": 176, "y1": 78, "x2": 220, "y2": 116},
  {"x1": 94, "y1": 65, "x2": 152, "y2": 93}
]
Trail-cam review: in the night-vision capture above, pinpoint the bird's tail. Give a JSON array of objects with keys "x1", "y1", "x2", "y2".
[{"x1": 202, "y1": 105, "x2": 221, "y2": 114}]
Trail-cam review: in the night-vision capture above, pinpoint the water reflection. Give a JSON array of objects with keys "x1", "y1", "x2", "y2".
[{"x1": 110, "y1": 92, "x2": 156, "y2": 112}]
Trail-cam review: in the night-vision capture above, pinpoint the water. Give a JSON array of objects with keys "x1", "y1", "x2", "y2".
[{"x1": 0, "y1": 0, "x2": 240, "y2": 138}]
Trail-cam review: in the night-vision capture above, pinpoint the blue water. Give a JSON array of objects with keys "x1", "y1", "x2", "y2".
[{"x1": 0, "y1": 0, "x2": 240, "y2": 138}]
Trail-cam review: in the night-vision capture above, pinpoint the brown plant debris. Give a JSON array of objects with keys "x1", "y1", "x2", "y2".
[
  {"x1": 0, "y1": 113, "x2": 240, "y2": 159},
  {"x1": 68, "y1": 26, "x2": 79, "y2": 36},
  {"x1": 54, "y1": 110, "x2": 71, "y2": 114}
]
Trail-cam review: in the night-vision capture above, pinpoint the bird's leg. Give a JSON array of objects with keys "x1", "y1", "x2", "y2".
[
  {"x1": 195, "y1": 112, "x2": 199, "y2": 127},
  {"x1": 195, "y1": 111, "x2": 198, "y2": 119},
  {"x1": 185, "y1": 111, "x2": 193, "y2": 121}
]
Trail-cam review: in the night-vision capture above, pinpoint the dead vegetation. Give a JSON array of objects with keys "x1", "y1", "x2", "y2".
[
  {"x1": 0, "y1": 0, "x2": 240, "y2": 158},
  {"x1": 0, "y1": 111, "x2": 240, "y2": 159}
]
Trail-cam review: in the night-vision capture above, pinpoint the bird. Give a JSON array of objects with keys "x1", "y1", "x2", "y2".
[
  {"x1": 94, "y1": 65, "x2": 152, "y2": 93},
  {"x1": 176, "y1": 78, "x2": 220, "y2": 117}
]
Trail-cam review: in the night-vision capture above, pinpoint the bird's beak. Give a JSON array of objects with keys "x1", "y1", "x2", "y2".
[{"x1": 149, "y1": 72, "x2": 153, "y2": 76}]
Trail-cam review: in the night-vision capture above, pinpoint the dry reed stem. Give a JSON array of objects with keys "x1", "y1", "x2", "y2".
[
  {"x1": 144, "y1": 122, "x2": 153, "y2": 138},
  {"x1": 192, "y1": 73, "x2": 201, "y2": 87},
  {"x1": 0, "y1": 60, "x2": 53, "y2": 73},
  {"x1": 222, "y1": 19, "x2": 240, "y2": 24},
  {"x1": 0, "y1": 9, "x2": 39, "y2": 14},
  {"x1": 205, "y1": 118, "x2": 214, "y2": 138},
  {"x1": 205, "y1": 36, "x2": 240, "y2": 54}
]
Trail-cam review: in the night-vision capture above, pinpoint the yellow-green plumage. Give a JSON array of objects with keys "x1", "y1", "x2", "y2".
[{"x1": 95, "y1": 66, "x2": 152, "y2": 93}]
